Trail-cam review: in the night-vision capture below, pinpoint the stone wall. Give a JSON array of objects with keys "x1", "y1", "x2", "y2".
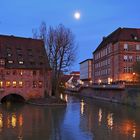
[{"x1": 79, "y1": 87, "x2": 140, "y2": 107}]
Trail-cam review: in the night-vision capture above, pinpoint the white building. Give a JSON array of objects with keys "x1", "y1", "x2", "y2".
[{"x1": 79, "y1": 59, "x2": 93, "y2": 84}]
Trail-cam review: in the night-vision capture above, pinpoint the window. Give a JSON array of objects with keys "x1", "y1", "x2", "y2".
[
  {"x1": 7, "y1": 53, "x2": 12, "y2": 57},
  {"x1": 33, "y1": 70, "x2": 37, "y2": 76},
  {"x1": 33, "y1": 81, "x2": 37, "y2": 88},
  {"x1": 6, "y1": 81, "x2": 11, "y2": 87},
  {"x1": 13, "y1": 70, "x2": 17, "y2": 75},
  {"x1": 0, "y1": 59, "x2": 5, "y2": 65},
  {"x1": 124, "y1": 44, "x2": 128, "y2": 50},
  {"x1": 124, "y1": 55, "x2": 128, "y2": 61},
  {"x1": 19, "y1": 81, "x2": 23, "y2": 87},
  {"x1": 19, "y1": 61, "x2": 24, "y2": 64},
  {"x1": 136, "y1": 56, "x2": 140, "y2": 61},
  {"x1": 13, "y1": 81, "x2": 16, "y2": 88},
  {"x1": 124, "y1": 67, "x2": 133, "y2": 73},
  {"x1": 38, "y1": 81, "x2": 43, "y2": 88},
  {"x1": 136, "y1": 44, "x2": 140, "y2": 51},
  {"x1": 0, "y1": 81, "x2": 3, "y2": 88},
  {"x1": 8, "y1": 60, "x2": 13, "y2": 64}
]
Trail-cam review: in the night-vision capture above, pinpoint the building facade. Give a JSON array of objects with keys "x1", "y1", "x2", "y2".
[
  {"x1": 80, "y1": 59, "x2": 93, "y2": 84},
  {"x1": 93, "y1": 28, "x2": 140, "y2": 84},
  {"x1": 0, "y1": 35, "x2": 51, "y2": 101}
]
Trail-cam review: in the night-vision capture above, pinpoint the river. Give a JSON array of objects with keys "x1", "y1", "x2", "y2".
[{"x1": 0, "y1": 95, "x2": 140, "y2": 140}]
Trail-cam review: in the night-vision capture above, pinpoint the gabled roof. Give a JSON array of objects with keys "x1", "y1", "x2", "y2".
[
  {"x1": 93, "y1": 27, "x2": 140, "y2": 54},
  {"x1": 0, "y1": 34, "x2": 50, "y2": 69}
]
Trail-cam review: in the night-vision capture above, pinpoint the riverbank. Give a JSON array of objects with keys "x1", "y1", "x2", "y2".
[
  {"x1": 27, "y1": 97, "x2": 67, "y2": 106},
  {"x1": 66, "y1": 86, "x2": 140, "y2": 107}
]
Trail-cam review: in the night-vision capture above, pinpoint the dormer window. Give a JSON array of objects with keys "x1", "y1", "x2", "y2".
[
  {"x1": 0, "y1": 59, "x2": 5, "y2": 65},
  {"x1": 8, "y1": 60, "x2": 13, "y2": 64},
  {"x1": 134, "y1": 36, "x2": 138, "y2": 40},
  {"x1": 19, "y1": 61, "x2": 24, "y2": 64},
  {"x1": 7, "y1": 53, "x2": 12, "y2": 57}
]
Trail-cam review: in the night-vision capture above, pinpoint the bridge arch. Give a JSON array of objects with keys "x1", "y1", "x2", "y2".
[{"x1": 1, "y1": 94, "x2": 25, "y2": 103}]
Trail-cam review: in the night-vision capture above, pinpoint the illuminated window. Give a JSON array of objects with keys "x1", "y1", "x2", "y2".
[
  {"x1": 19, "y1": 61, "x2": 24, "y2": 64},
  {"x1": 7, "y1": 53, "x2": 12, "y2": 57},
  {"x1": 8, "y1": 60, "x2": 13, "y2": 64},
  {"x1": 19, "y1": 81, "x2": 23, "y2": 87},
  {"x1": 38, "y1": 81, "x2": 43, "y2": 88},
  {"x1": 0, "y1": 81, "x2": 3, "y2": 88},
  {"x1": 6, "y1": 81, "x2": 11, "y2": 87},
  {"x1": 136, "y1": 56, "x2": 140, "y2": 61},
  {"x1": 19, "y1": 71, "x2": 23, "y2": 76},
  {"x1": 13, "y1": 81, "x2": 16, "y2": 88}
]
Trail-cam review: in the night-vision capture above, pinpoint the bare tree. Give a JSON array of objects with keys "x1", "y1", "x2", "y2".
[{"x1": 36, "y1": 23, "x2": 77, "y2": 96}]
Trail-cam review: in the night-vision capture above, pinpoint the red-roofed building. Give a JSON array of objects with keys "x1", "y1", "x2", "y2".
[
  {"x1": 93, "y1": 27, "x2": 140, "y2": 84},
  {"x1": 0, "y1": 35, "x2": 51, "y2": 102}
]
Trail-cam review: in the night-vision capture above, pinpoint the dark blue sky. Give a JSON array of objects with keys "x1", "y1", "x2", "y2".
[{"x1": 0, "y1": 0, "x2": 140, "y2": 71}]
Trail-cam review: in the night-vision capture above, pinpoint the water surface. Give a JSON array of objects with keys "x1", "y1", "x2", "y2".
[{"x1": 0, "y1": 95, "x2": 140, "y2": 140}]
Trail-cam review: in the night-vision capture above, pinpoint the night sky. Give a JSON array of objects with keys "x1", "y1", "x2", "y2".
[{"x1": 0, "y1": 0, "x2": 140, "y2": 70}]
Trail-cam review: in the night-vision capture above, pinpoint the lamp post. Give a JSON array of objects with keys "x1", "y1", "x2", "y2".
[{"x1": 133, "y1": 72, "x2": 136, "y2": 84}]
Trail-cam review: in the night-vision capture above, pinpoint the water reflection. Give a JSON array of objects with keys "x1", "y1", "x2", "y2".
[
  {"x1": 80, "y1": 100, "x2": 85, "y2": 115},
  {"x1": 0, "y1": 96, "x2": 139, "y2": 140},
  {"x1": 98, "y1": 108, "x2": 102, "y2": 125},
  {"x1": 107, "y1": 113, "x2": 113, "y2": 130}
]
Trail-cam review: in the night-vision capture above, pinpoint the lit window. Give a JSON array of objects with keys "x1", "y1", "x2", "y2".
[
  {"x1": 19, "y1": 61, "x2": 24, "y2": 64},
  {"x1": 13, "y1": 81, "x2": 16, "y2": 88},
  {"x1": 19, "y1": 71, "x2": 23, "y2": 76},
  {"x1": 7, "y1": 53, "x2": 12, "y2": 57},
  {"x1": 19, "y1": 81, "x2": 23, "y2": 87},
  {"x1": 0, "y1": 81, "x2": 3, "y2": 88},
  {"x1": 6, "y1": 81, "x2": 11, "y2": 87},
  {"x1": 124, "y1": 44, "x2": 128, "y2": 50},
  {"x1": 8, "y1": 60, "x2": 13, "y2": 64}
]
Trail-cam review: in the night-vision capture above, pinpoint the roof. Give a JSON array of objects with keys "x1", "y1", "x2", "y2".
[
  {"x1": 93, "y1": 27, "x2": 140, "y2": 54},
  {"x1": 70, "y1": 71, "x2": 80, "y2": 75},
  {"x1": 0, "y1": 34, "x2": 50, "y2": 69},
  {"x1": 79, "y1": 59, "x2": 93, "y2": 64},
  {"x1": 60, "y1": 75, "x2": 72, "y2": 83}
]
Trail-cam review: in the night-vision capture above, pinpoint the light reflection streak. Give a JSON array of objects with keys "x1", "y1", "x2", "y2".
[
  {"x1": 11, "y1": 114, "x2": 17, "y2": 128},
  {"x1": 80, "y1": 100, "x2": 85, "y2": 115},
  {"x1": 107, "y1": 113, "x2": 113, "y2": 130},
  {"x1": 0, "y1": 113, "x2": 3, "y2": 131},
  {"x1": 98, "y1": 109, "x2": 102, "y2": 125}
]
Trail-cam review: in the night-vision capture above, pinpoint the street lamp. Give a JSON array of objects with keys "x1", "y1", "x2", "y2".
[{"x1": 133, "y1": 72, "x2": 136, "y2": 84}]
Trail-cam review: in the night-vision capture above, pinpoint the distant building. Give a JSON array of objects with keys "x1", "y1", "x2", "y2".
[
  {"x1": 80, "y1": 59, "x2": 93, "y2": 84},
  {"x1": 93, "y1": 27, "x2": 140, "y2": 84},
  {"x1": 70, "y1": 71, "x2": 80, "y2": 76},
  {"x1": 0, "y1": 35, "x2": 51, "y2": 102}
]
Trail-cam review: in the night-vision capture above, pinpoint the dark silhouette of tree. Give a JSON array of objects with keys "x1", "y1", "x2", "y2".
[{"x1": 33, "y1": 22, "x2": 77, "y2": 96}]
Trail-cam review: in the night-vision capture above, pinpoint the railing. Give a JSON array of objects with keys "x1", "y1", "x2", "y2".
[{"x1": 92, "y1": 84, "x2": 125, "y2": 89}]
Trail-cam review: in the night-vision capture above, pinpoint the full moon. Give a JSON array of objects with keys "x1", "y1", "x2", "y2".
[{"x1": 74, "y1": 12, "x2": 81, "y2": 20}]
